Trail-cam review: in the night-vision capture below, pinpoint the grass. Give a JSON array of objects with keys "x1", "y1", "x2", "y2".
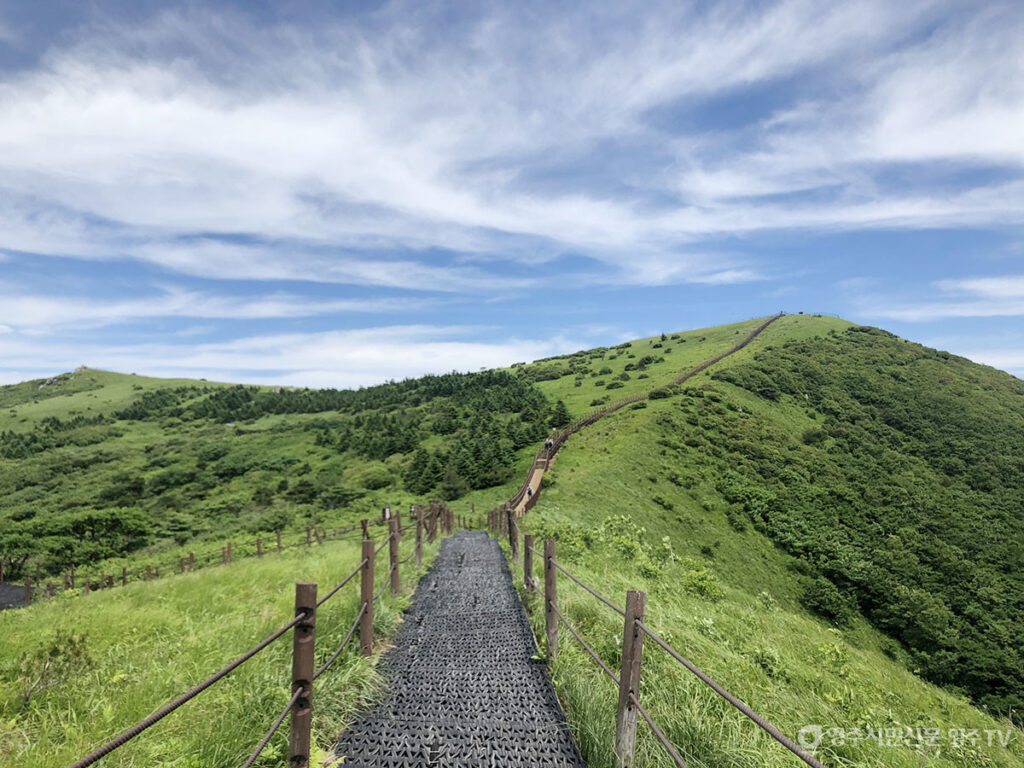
[
  {"x1": 497, "y1": 313, "x2": 1024, "y2": 768},
  {"x1": 0, "y1": 530, "x2": 439, "y2": 767}
]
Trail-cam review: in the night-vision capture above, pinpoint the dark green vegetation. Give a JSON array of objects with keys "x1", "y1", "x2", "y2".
[
  {"x1": 0, "y1": 369, "x2": 564, "y2": 579},
  {"x1": 707, "y1": 326, "x2": 1024, "y2": 712},
  {"x1": 513, "y1": 316, "x2": 1022, "y2": 766}
]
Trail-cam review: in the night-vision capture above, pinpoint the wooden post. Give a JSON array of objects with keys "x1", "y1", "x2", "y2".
[
  {"x1": 107, "y1": 574, "x2": 114, "y2": 589},
  {"x1": 70, "y1": 564, "x2": 75, "y2": 588},
  {"x1": 289, "y1": 582, "x2": 317, "y2": 768},
  {"x1": 544, "y1": 540, "x2": 558, "y2": 659},
  {"x1": 221, "y1": 546, "x2": 226, "y2": 565},
  {"x1": 146, "y1": 565, "x2": 151, "y2": 581},
  {"x1": 122, "y1": 567, "x2": 127, "y2": 586},
  {"x1": 361, "y1": 519, "x2": 369, "y2": 540},
  {"x1": 35, "y1": 561, "x2": 41, "y2": 584},
  {"x1": 189, "y1": 552, "x2": 194, "y2": 572},
  {"x1": 83, "y1": 579, "x2": 90, "y2": 596},
  {"x1": 179, "y1": 557, "x2": 185, "y2": 573},
  {"x1": 64, "y1": 572, "x2": 70, "y2": 591},
  {"x1": 155, "y1": 567, "x2": 160, "y2": 579},
  {"x1": 360, "y1": 539, "x2": 375, "y2": 656},
  {"x1": 257, "y1": 538, "x2": 263, "y2": 557},
  {"x1": 507, "y1": 509, "x2": 519, "y2": 560},
  {"x1": 47, "y1": 582, "x2": 54, "y2": 598},
  {"x1": 524, "y1": 534, "x2": 535, "y2": 593},
  {"x1": 615, "y1": 591, "x2": 647, "y2": 768},
  {"x1": 227, "y1": 541, "x2": 232, "y2": 563},
  {"x1": 24, "y1": 577, "x2": 32, "y2": 605},
  {"x1": 313, "y1": 527, "x2": 323, "y2": 546},
  {"x1": 416, "y1": 509, "x2": 424, "y2": 568},
  {"x1": 0, "y1": 558, "x2": 4, "y2": 584},
  {"x1": 388, "y1": 518, "x2": 400, "y2": 596},
  {"x1": 276, "y1": 529, "x2": 282, "y2": 553},
  {"x1": 306, "y1": 526, "x2": 312, "y2": 547}
]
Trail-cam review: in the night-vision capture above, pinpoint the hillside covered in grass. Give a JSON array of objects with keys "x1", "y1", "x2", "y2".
[
  {"x1": 0, "y1": 367, "x2": 565, "y2": 580},
  {"x1": 515, "y1": 315, "x2": 1023, "y2": 766}
]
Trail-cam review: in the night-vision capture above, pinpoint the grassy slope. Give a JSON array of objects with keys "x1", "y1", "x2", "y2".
[
  {"x1": 513, "y1": 315, "x2": 1023, "y2": 768},
  {"x1": 0, "y1": 369, "x2": 522, "y2": 584},
  {"x1": 0, "y1": 531, "x2": 438, "y2": 767}
]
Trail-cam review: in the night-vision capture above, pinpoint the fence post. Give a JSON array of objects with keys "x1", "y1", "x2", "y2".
[
  {"x1": 313, "y1": 527, "x2": 323, "y2": 546},
  {"x1": 122, "y1": 567, "x2": 127, "y2": 586},
  {"x1": 361, "y1": 519, "x2": 369, "y2": 540},
  {"x1": 24, "y1": 577, "x2": 32, "y2": 605},
  {"x1": 614, "y1": 590, "x2": 647, "y2": 768},
  {"x1": 35, "y1": 561, "x2": 41, "y2": 584},
  {"x1": 289, "y1": 582, "x2": 317, "y2": 768},
  {"x1": 507, "y1": 509, "x2": 520, "y2": 560},
  {"x1": 416, "y1": 510, "x2": 424, "y2": 568},
  {"x1": 146, "y1": 565, "x2": 151, "y2": 581},
  {"x1": 389, "y1": 518, "x2": 400, "y2": 596},
  {"x1": 306, "y1": 526, "x2": 312, "y2": 547},
  {"x1": 544, "y1": 540, "x2": 557, "y2": 659},
  {"x1": 227, "y1": 541, "x2": 232, "y2": 563},
  {"x1": 70, "y1": 564, "x2": 75, "y2": 588},
  {"x1": 257, "y1": 538, "x2": 263, "y2": 557},
  {"x1": 276, "y1": 530, "x2": 282, "y2": 553},
  {"x1": 189, "y1": 552, "x2": 194, "y2": 572},
  {"x1": 83, "y1": 579, "x2": 89, "y2": 596},
  {"x1": 0, "y1": 558, "x2": 4, "y2": 584},
  {"x1": 47, "y1": 581, "x2": 54, "y2": 598},
  {"x1": 64, "y1": 572, "x2": 70, "y2": 591},
  {"x1": 524, "y1": 533, "x2": 535, "y2": 593},
  {"x1": 360, "y1": 539, "x2": 375, "y2": 656}
]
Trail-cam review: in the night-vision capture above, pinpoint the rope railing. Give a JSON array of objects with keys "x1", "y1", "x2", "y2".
[
  {"x1": 67, "y1": 611, "x2": 307, "y2": 768},
  {"x1": 630, "y1": 692, "x2": 689, "y2": 768},
  {"x1": 241, "y1": 688, "x2": 303, "y2": 768},
  {"x1": 316, "y1": 559, "x2": 367, "y2": 609},
  {"x1": 549, "y1": 600, "x2": 620, "y2": 685},
  {"x1": 63, "y1": 501, "x2": 452, "y2": 768},
  {"x1": 314, "y1": 602, "x2": 368, "y2": 681},
  {"x1": 636, "y1": 621, "x2": 827, "y2": 768},
  {"x1": 551, "y1": 560, "x2": 626, "y2": 618}
]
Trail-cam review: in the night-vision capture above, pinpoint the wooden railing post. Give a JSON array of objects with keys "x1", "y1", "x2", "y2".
[
  {"x1": 544, "y1": 540, "x2": 557, "y2": 659},
  {"x1": 227, "y1": 541, "x2": 232, "y2": 563},
  {"x1": 276, "y1": 529, "x2": 282, "y2": 553},
  {"x1": 506, "y1": 508, "x2": 519, "y2": 560},
  {"x1": 615, "y1": 590, "x2": 647, "y2": 768},
  {"x1": 290, "y1": 582, "x2": 317, "y2": 768},
  {"x1": 146, "y1": 565, "x2": 151, "y2": 581},
  {"x1": 64, "y1": 572, "x2": 70, "y2": 591},
  {"x1": 416, "y1": 510, "x2": 424, "y2": 568},
  {"x1": 524, "y1": 534, "x2": 535, "y2": 593},
  {"x1": 360, "y1": 540, "x2": 375, "y2": 655},
  {"x1": 188, "y1": 552, "x2": 194, "y2": 572},
  {"x1": 257, "y1": 538, "x2": 263, "y2": 558},
  {"x1": 361, "y1": 519, "x2": 369, "y2": 540},
  {"x1": 389, "y1": 518, "x2": 400, "y2": 596},
  {"x1": 122, "y1": 567, "x2": 127, "y2": 586},
  {"x1": 24, "y1": 576, "x2": 32, "y2": 606}
]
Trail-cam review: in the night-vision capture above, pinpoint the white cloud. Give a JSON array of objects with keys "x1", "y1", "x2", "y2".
[
  {"x1": 0, "y1": 1, "x2": 1019, "y2": 288},
  {"x1": 861, "y1": 273, "x2": 1024, "y2": 321},
  {"x1": 0, "y1": 288, "x2": 434, "y2": 332},
  {"x1": 0, "y1": 324, "x2": 593, "y2": 388},
  {"x1": 936, "y1": 275, "x2": 1024, "y2": 299}
]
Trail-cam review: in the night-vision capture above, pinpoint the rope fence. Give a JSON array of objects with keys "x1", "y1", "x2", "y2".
[{"x1": 62, "y1": 502, "x2": 447, "y2": 768}]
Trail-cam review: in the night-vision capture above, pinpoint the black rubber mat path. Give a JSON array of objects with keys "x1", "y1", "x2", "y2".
[{"x1": 333, "y1": 531, "x2": 586, "y2": 767}]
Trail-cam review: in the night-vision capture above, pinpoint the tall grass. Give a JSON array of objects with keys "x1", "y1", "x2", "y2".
[{"x1": 0, "y1": 532, "x2": 437, "y2": 767}]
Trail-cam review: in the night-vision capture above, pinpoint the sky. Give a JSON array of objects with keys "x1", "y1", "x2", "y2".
[{"x1": 0, "y1": 0, "x2": 1022, "y2": 387}]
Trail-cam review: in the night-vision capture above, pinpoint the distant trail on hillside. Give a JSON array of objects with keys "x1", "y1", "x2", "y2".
[
  {"x1": 332, "y1": 532, "x2": 586, "y2": 766},
  {"x1": 510, "y1": 313, "x2": 785, "y2": 515}
]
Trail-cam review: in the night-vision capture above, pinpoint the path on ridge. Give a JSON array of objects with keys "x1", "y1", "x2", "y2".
[
  {"x1": 333, "y1": 531, "x2": 586, "y2": 767},
  {"x1": 514, "y1": 312, "x2": 785, "y2": 515}
]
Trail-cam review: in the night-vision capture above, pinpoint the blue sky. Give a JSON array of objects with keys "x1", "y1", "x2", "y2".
[{"x1": 0, "y1": 0, "x2": 1022, "y2": 387}]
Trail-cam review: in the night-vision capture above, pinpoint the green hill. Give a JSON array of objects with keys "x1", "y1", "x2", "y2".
[
  {"x1": 2, "y1": 314, "x2": 1022, "y2": 768},
  {"x1": 511, "y1": 315, "x2": 1023, "y2": 767}
]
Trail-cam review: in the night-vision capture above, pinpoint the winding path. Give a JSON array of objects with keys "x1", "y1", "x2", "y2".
[{"x1": 333, "y1": 531, "x2": 585, "y2": 767}]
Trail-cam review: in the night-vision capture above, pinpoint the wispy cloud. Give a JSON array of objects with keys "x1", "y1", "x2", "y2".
[
  {"x1": 0, "y1": 288, "x2": 433, "y2": 332},
  {"x1": 0, "y1": 1, "x2": 1019, "y2": 289},
  {"x1": 0, "y1": 324, "x2": 594, "y2": 388},
  {"x1": 859, "y1": 273, "x2": 1024, "y2": 321}
]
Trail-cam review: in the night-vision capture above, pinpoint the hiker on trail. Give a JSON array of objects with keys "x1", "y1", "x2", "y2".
[
  {"x1": 383, "y1": 505, "x2": 391, "y2": 521},
  {"x1": 526, "y1": 487, "x2": 533, "y2": 497}
]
